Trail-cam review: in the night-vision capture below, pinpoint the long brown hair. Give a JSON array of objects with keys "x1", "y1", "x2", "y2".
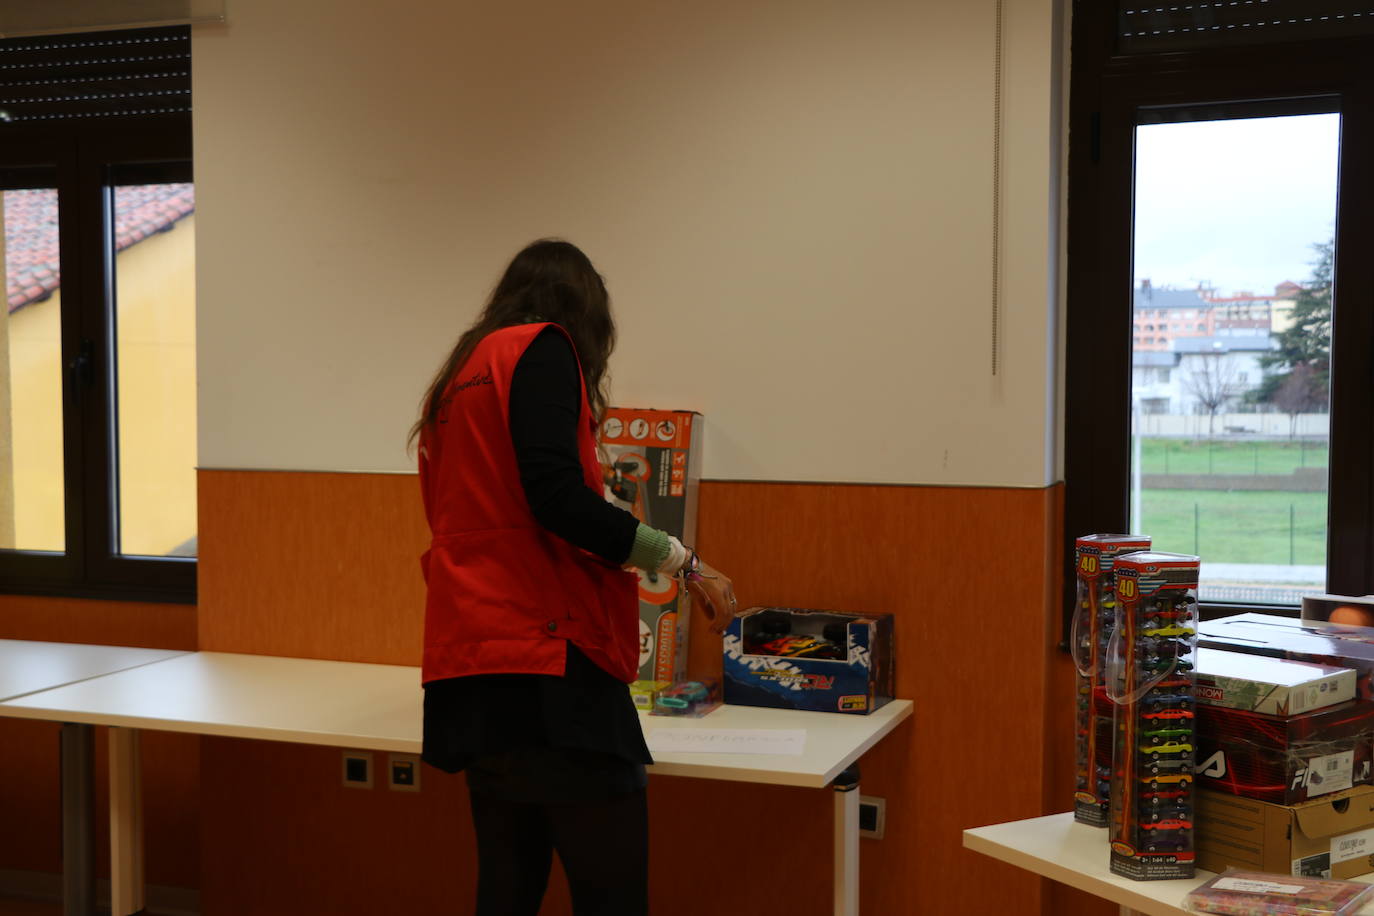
[{"x1": 409, "y1": 239, "x2": 616, "y2": 448}]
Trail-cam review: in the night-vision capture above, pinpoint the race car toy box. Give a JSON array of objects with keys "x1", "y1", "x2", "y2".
[
  {"x1": 598, "y1": 407, "x2": 703, "y2": 684},
  {"x1": 1072, "y1": 534, "x2": 1151, "y2": 826},
  {"x1": 1194, "y1": 784, "x2": 1374, "y2": 880},
  {"x1": 1198, "y1": 613, "x2": 1374, "y2": 701},
  {"x1": 1193, "y1": 700, "x2": 1374, "y2": 805},
  {"x1": 722, "y1": 607, "x2": 894, "y2": 715}
]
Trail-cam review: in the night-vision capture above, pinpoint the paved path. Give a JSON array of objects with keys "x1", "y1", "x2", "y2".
[{"x1": 1201, "y1": 562, "x2": 1324, "y2": 584}]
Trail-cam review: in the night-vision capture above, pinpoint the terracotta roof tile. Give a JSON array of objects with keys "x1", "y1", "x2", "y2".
[{"x1": 4, "y1": 182, "x2": 195, "y2": 314}]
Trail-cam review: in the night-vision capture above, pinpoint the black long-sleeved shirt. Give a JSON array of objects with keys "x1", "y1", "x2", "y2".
[{"x1": 508, "y1": 327, "x2": 638, "y2": 563}]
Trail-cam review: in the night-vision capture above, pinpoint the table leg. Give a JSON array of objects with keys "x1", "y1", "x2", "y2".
[
  {"x1": 60, "y1": 723, "x2": 95, "y2": 916},
  {"x1": 833, "y1": 764, "x2": 861, "y2": 916},
  {"x1": 109, "y1": 727, "x2": 145, "y2": 916}
]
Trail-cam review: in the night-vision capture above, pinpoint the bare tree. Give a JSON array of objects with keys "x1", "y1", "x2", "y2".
[
  {"x1": 1183, "y1": 352, "x2": 1241, "y2": 437},
  {"x1": 1272, "y1": 363, "x2": 1322, "y2": 439}
]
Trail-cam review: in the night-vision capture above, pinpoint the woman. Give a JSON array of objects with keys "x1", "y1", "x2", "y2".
[{"x1": 411, "y1": 239, "x2": 735, "y2": 916}]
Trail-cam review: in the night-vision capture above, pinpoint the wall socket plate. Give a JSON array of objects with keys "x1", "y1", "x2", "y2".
[
  {"x1": 388, "y1": 753, "x2": 421, "y2": 792},
  {"x1": 859, "y1": 796, "x2": 886, "y2": 839},
  {"x1": 342, "y1": 751, "x2": 372, "y2": 788}
]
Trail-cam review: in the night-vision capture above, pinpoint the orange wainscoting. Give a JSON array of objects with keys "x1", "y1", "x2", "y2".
[
  {"x1": 196, "y1": 469, "x2": 1067, "y2": 916},
  {"x1": 0, "y1": 595, "x2": 200, "y2": 890}
]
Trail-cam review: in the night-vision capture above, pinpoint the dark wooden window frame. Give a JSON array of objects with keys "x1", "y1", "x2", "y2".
[
  {"x1": 0, "y1": 104, "x2": 194, "y2": 603},
  {"x1": 1062, "y1": 2, "x2": 1374, "y2": 636}
]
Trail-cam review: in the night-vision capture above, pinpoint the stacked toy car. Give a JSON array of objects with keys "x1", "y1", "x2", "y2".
[
  {"x1": 1106, "y1": 551, "x2": 1200, "y2": 881},
  {"x1": 1072, "y1": 534, "x2": 1151, "y2": 826}
]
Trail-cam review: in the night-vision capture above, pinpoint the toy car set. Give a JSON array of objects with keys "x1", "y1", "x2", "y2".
[
  {"x1": 1072, "y1": 534, "x2": 1151, "y2": 827},
  {"x1": 1106, "y1": 550, "x2": 1200, "y2": 881}
]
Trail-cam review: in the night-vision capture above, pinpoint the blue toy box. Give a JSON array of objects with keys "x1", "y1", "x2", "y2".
[{"x1": 722, "y1": 607, "x2": 894, "y2": 715}]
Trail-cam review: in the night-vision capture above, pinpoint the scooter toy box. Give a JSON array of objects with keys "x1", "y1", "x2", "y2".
[{"x1": 599, "y1": 407, "x2": 703, "y2": 684}]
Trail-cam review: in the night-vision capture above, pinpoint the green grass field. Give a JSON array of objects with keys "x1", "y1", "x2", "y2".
[
  {"x1": 1138, "y1": 438, "x2": 1328, "y2": 476},
  {"x1": 1135, "y1": 489, "x2": 1327, "y2": 565}
]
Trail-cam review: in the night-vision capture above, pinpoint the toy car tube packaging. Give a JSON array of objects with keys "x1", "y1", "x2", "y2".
[
  {"x1": 1106, "y1": 551, "x2": 1200, "y2": 881},
  {"x1": 599, "y1": 407, "x2": 702, "y2": 685},
  {"x1": 723, "y1": 607, "x2": 894, "y2": 714},
  {"x1": 1073, "y1": 534, "x2": 1151, "y2": 826}
]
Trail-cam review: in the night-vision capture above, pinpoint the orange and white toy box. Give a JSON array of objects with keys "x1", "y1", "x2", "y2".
[{"x1": 599, "y1": 408, "x2": 703, "y2": 684}]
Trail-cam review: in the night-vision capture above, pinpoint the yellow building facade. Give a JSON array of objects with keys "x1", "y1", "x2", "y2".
[{"x1": 2, "y1": 213, "x2": 197, "y2": 556}]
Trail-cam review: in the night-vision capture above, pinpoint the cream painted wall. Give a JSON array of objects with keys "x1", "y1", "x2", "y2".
[{"x1": 194, "y1": 0, "x2": 1064, "y2": 486}]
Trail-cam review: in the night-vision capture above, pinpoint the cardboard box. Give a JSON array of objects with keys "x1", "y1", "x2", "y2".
[
  {"x1": 599, "y1": 408, "x2": 703, "y2": 683},
  {"x1": 722, "y1": 607, "x2": 894, "y2": 715},
  {"x1": 1198, "y1": 613, "x2": 1374, "y2": 701},
  {"x1": 1195, "y1": 648, "x2": 1356, "y2": 716},
  {"x1": 1195, "y1": 785, "x2": 1374, "y2": 879},
  {"x1": 1303, "y1": 594, "x2": 1374, "y2": 629},
  {"x1": 1194, "y1": 700, "x2": 1374, "y2": 805}
]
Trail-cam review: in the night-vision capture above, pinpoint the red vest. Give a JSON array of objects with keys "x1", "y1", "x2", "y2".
[{"x1": 418, "y1": 323, "x2": 639, "y2": 684}]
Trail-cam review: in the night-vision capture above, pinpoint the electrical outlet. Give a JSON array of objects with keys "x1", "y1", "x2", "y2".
[
  {"x1": 342, "y1": 751, "x2": 372, "y2": 788},
  {"x1": 859, "y1": 796, "x2": 885, "y2": 839},
  {"x1": 388, "y1": 754, "x2": 420, "y2": 792}
]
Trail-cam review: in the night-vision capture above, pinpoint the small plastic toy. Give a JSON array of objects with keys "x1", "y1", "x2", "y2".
[
  {"x1": 649, "y1": 677, "x2": 721, "y2": 718},
  {"x1": 1142, "y1": 741, "x2": 1193, "y2": 757},
  {"x1": 1142, "y1": 727, "x2": 1192, "y2": 739},
  {"x1": 1140, "y1": 818, "x2": 1192, "y2": 831},
  {"x1": 1142, "y1": 709, "x2": 1194, "y2": 722},
  {"x1": 1142, "y1": 773, "x2": 1192, "y2": 790},
  {"x1": 752, "y1": 634, "x2": 845, "y2": 660}
]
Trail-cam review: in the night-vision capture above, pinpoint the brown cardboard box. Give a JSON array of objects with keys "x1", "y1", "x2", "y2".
[{"x1": 1196, "y1": 785, "x2": 1374, "y2": 879}]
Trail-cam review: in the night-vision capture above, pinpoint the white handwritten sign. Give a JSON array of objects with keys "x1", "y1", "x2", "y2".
[{"x1": 646, "y1": 728, "x2": 807, "y2": 756}]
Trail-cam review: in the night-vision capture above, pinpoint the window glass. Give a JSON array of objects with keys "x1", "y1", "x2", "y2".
[
  {"x1": 1130, "y1": 113, "x2": 1338, "y2": 605},
  {"x1": 2, "y1": 186, "x2": 65, "y2": 552},
  {"x1": 111, "y1": 182, "x2": 197, "y2": 557}
]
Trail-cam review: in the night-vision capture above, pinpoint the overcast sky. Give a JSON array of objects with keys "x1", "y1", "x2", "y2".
[{"x1": 1133, "y1": 113, "x2": 1340, "y2": 297}]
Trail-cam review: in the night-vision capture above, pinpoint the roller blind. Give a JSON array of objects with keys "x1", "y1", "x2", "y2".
[
  {"x1": 0, "y1": 1, "x2": 222, "y2": 38},
  {"x1": 0, "y1": 27, "x2": 190, "y2": 127},
  {"x1": 1119, "y1": 1, "x2": 1374, "y2": 53}
]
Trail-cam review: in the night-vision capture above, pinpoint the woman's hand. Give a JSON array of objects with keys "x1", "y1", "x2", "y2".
[{"x1": 686, "y1": 560, "x2": 737, "y2": 635}]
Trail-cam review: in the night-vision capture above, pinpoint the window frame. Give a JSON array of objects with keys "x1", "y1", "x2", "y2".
[
  {"x1": 1062, "y1": 3, "x2": 1374, "y2": 633},
  {"x1": 0, "y1": 117, "x2": 195, "y2": 602}
]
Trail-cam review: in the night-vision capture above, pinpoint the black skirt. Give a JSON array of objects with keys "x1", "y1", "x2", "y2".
[{"x1": 422, "y1": 642, "x2": 652, "y2": 804}]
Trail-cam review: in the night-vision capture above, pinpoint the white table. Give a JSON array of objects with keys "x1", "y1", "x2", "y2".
[
  {"x1": 0, "y1": 640, "x2": 187, "y2": 916},
  {"x1": 0, "y1": 639, "x2": 186, "y2": 702},
  {"x1": 963, "y1": 811, "x2": 1374, "y2": 916},
  {"x1": 0, "y1": 650, "x2": 912, "y2": 916}
]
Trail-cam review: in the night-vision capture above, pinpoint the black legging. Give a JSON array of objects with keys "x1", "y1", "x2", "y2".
[{"x1": 469, "y1": 787, "x2": 649, "y2": 916}]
